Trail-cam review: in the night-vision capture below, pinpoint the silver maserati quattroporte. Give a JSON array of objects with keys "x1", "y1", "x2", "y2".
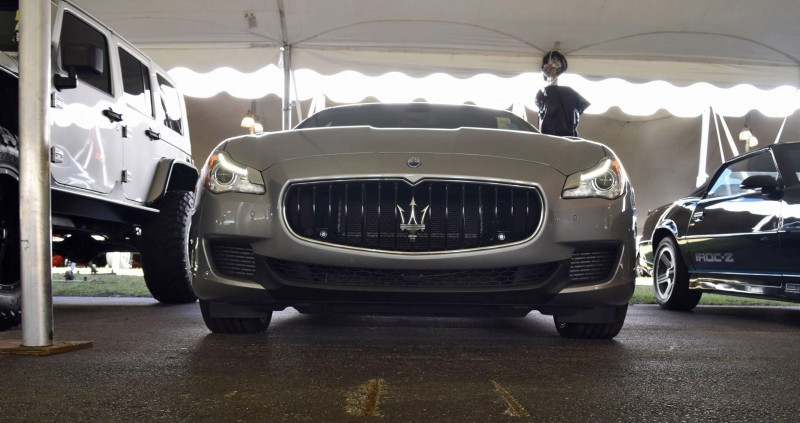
[{"x1": 190, "y1": 103, "x2": 637, "y2": 338}]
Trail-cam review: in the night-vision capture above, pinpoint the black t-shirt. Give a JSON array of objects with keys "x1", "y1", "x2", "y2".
[{"x1": 535, "y1": 85, "x2": 590, "y2": 137}]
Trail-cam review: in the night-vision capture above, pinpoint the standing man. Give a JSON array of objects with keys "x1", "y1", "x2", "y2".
[{"x1": 535, "y1": 50, "x2": 590, "y2": 137}]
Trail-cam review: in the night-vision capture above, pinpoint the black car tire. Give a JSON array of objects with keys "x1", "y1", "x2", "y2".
[
  {"x1": 653, "y1": 237, "x2": 701, "y2": 310},
  {"x1": 141, "y1": 190, "x2": 197, "y2": 304},
  {"x1": 0, "y1": 126, "x2": 21, "y2": 331},
  {"x1": 199, "y1": 300, "x2": 272, "y2": 334},
  {"x1": 553, "y1": 305, "x2": 627, "y2": 339}
]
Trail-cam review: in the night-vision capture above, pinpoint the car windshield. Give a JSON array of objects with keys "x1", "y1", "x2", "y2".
[{"x1": 296, "y1": 103, "x2": 537, "y2": 132}]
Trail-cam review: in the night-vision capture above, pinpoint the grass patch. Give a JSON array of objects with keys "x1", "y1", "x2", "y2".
[
  {"x1": 52, "y1": 272, "x2": 151, "y2": 297},
  {"x1": 48, "y1": 271, "x2": 800, "y2": 306},
  {"x1": 631, "y1": 285, "x2": 798, "y2": 306}
]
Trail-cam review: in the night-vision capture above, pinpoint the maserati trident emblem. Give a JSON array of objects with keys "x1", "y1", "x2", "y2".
[
  {"x1": 397, "y1": 197, "x2": 430, "y2": 242},
  {"x1": 407, "y1": 157, "x2": 421, "y2": 168}
]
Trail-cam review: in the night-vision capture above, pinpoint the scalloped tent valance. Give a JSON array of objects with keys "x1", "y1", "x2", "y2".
[{"x1": 73, "y1": 0, "x2": 800, "y2": 87}]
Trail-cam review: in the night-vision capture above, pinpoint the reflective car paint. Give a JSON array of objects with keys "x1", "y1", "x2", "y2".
[
  {"x1": 191, "y1": 103, "x2": 638, "y2": 337},
  {"x1": 639, "y1": 142, "x2": 800, "y2": 301}
]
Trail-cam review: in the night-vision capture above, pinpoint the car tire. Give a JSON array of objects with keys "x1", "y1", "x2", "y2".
[
  {"x1": 141, "y1": 190, "x2": 197, "y2": 304},
  {"x1": 0, "y1": 126, "x2": 21, "y2": 331},
  {"x1": 199, "y1": 300, "x2": 272, "y2": 334},
  {"x1": 553, "y1": 305, "x2": 627, "y2": 339},
  {"x1": 653, "y1": 237, "x2": 701, "y2": 310}
]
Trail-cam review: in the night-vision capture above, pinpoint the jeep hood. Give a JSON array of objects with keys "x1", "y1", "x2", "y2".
[{"x1": 220, "y1": 126, "x2": 610, "y2": 176}]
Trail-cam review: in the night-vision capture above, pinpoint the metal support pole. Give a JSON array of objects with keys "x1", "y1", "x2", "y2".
[
  {"x1": 696, "y1": 107, "x2": 710, "y2": 188},
  {"x1": 282, "y1": 45, "x2": 292, "y2": 130},
  {"x1": 19, "y1": 0, "x2": 54, "y2": 347}
]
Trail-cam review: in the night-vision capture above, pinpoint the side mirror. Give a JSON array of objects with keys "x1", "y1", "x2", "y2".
[
  {"x1": 54, "y1": 44, "x2": 104, "y2": 90},
  {"x1": 740, "y1": 174, "x2": 779, "y2": 193}
]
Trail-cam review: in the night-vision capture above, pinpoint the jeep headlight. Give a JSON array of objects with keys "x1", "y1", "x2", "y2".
[
  {"x1": 203, "y1": 151, "x2": 265, "y2": 194},
  {"x1": 562, "y1": 157, "x2": 625, "y2": 200}
]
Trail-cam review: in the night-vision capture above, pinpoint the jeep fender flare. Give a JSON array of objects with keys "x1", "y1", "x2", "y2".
[{"x1": 146, "y1": 159, "x2": 198, "y2": 205}]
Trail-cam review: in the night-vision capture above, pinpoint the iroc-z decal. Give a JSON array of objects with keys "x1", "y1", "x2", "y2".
[{"x1": 695, "y1": 252, "x2": 734, "y2": 263}]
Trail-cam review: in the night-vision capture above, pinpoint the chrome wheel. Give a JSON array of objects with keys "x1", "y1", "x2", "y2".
[
  {"x1": 654, "y1": 245, "x2": 676, "y2": 302},
  {"x1": 652, "y1": 237, "x2": 701, "y2": 311}
]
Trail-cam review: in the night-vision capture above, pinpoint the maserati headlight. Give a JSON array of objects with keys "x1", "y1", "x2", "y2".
[
  {"x1": 562, "y1": 157, "x2": 625, "y2": 200},
  {"x1": 203, "y1": 150, "x2": 265, "y2": 194}
]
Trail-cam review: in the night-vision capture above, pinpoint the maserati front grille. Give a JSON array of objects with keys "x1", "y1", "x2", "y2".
[{"x1": 284, "y1": 179, "x2": 543, "y2": 252}]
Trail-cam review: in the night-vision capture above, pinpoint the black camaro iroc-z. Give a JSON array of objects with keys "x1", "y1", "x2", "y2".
[{"x1": 639, "y1": 141, "x2": 800, "y2": 310}]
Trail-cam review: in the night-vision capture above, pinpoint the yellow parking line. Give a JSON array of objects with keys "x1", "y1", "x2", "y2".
[
  {"x1": 345, "y1": 378, "x2": 387, "y2": 417},
  {"x1": 491, "y1": 380, "x2": 530, "y2": 417}
]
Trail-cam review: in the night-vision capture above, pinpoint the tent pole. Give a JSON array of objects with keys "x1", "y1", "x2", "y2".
[
  {"x1": 19, "y1": 0, "x2": 54, "y2": 347},
  {"x1": 717, "y1": 114, "x2": 739, "y2": 156},
  {"x1": 696, "y1": 107, "x2": 710, "y2": 188},
  {"x1": 711, "y1": 109, "x2": 725, "y2": 164},
  {"x1": 278, "y1": 0, "x2": 291, "y2": 130},
  {"x1": 282, "y1": 45, "x2": 292, "y2": 130}
]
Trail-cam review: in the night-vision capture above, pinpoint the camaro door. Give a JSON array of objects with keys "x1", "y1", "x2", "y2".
[
  {"x1": 775, "y1": 145, "x2": 800, "y2": 292},
  {"x1": 684, "y1": 150, "x2": 782, "y2": 288}
]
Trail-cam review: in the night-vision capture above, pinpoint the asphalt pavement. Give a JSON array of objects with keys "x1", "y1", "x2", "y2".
[{"x1": 2, "y1": 298, "x2": 800, "y2": 422}]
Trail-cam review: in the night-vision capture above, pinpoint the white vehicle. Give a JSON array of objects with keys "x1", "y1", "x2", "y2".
[{"x1": 0, "y1": 0, "x2": 199, "y2": 330}]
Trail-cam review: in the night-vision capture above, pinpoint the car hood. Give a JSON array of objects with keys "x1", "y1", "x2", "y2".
[{"x1": 221, "y1": 126, "x2": 609, "y2": 176}]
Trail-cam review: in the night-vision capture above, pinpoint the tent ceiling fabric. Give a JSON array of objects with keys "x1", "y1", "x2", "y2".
[{"x1": 73, "y1": 0, "x2": 800, "y2": 87}]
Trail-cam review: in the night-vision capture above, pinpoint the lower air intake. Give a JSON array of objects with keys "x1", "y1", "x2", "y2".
[
  {"x1": 569, "y1": 247, "x2": 619, "y2": 283},
  {"x1": 209, "y1": 242, "x2": 257, "y2": 279}
]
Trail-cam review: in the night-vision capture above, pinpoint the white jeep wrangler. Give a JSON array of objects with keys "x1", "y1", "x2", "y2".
[{"x1": 0, "y1": 0, "x2": 199, "y2": 330}]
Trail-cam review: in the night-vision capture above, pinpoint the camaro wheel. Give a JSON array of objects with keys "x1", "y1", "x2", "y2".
[
  {"x1": 553, "y1": 305, "x2": 627, "y2": 339},
  {"x1": 0, "y1": 126, "x2": 21, "y2": 331},
  {"x1": 199, "y1": 300, "x2": 272, "y2": 334},
  {"x1": 653, "y1": 237, "x2": 701, "y2": 310},
  {"x1": 141, "y1": 190, "x2": 197, "y2": 304}
]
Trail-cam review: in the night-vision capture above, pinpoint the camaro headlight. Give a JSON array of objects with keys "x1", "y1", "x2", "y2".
[
  {"x1": 562, "y1": 157, "x2": 626, "y2": 200},
  {"x1": 203, "y1": 150, "x2": 265, "y2": 194}
]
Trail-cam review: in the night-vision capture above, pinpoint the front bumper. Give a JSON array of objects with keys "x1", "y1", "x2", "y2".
[{"x1": 191, "y1": 154, "x2": 636, "y2": 320}]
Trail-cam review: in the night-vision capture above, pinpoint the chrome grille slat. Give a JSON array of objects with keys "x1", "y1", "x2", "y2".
[{"x1": 284, "y1": 179, "x2": 543, "y2": 253}]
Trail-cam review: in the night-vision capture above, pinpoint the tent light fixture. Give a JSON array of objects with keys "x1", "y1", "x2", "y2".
[
  {"x1": 738, "y1": 126, "x2": 752, "y2": 141},
  {"x1": 240, "y1": 110, "x2": 255, "y2": 128},
  {"x1": 244, "y1": 10, "x2": 257, "y2": 29},
  {"x1": 240, "y1": 100, "x2": 264, "y2": 134}
]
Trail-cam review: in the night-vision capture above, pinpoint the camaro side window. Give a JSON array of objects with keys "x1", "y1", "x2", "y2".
[
  {"x1": 707, "y1": 151, "x2": 778, "y2": 198},
  {"x1": 59, "y1": 12, "x2": 111, "y2": 94},
  {"x1": 781, "y1": 147, "x2": 800, "y2": 183}
]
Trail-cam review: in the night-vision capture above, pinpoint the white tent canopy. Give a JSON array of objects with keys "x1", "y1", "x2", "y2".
[
  {"x1": 74, "y1": 0, "x2": 800, "y2": 88},
  {"x1": 59, "y1": 0, "x2": 800, "y2": 246}
]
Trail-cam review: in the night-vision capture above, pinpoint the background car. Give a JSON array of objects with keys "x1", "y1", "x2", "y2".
[
  {"x1": 190, "y1": 103, "x2": 637, "y2": 339},
  {"x1": 0, "y1": 0, "x2": 199, "y2": 331},
  {"x1": 638, "y1": 142, "x2": 800, "y2": 310}
]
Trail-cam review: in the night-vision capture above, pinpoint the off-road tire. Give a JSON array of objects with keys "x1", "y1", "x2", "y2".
[
  {"x1": 653, "y1": 237, "x2": 702, "y2": 310},
  {"x1": 553, "y1": 305, "x2": 628, "y2": 339},
  {"x1": 141, "y1": 190, "x2": 197, "y2": 303},
  {"x1": 0, "y1": 125, "x2": 21, "y2": 331},
  {"x1": 200, "y1": 300, "x2": 272, "y2": 334}
]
